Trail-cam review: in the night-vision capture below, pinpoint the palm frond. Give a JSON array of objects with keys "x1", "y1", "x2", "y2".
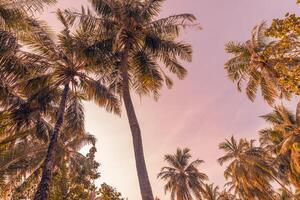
[
  {"x1": 141, "y1": 0, "x2": 164, "y2": 20},
  {"x1": 89, "y1": 0, "x2": 118, "y2": 17},
  {"x1": 80, "y1": 77, "x2": 120, "y2": 114}
]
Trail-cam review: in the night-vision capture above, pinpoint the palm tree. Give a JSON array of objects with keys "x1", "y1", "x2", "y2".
[
  {"x1": 0, "y1": 0, "x2": 56, "y2": 112},
  {"x1": 203, "y1": 184, "x2": 219, "y2": 200},
  {"x1": 4, "y1": 12, "x2": 120, "y2": 199},
  {"x1": 224, "y1": 22, "x2": 289, "y2": 105},
  {"x1": 0, "y1": 2, "x2": 56, "y2": 196},
  {"x1": 0, "y1": 89, "x2": 98, "y2": 198},
  {"x1": 217, "y1": 190, "x2": 236, "y2": 200},
  {"x1": 218, "y1": 136, "x2": 280, "y2": 200},
  {"x1": 225, "y1": 18, "x2": 300, "y2": 199},
  {"x1": 2, "y1": 130, "x2": 98, "y2": 199},
  {"x1": 157, "y1": 148, "x2": 208, "y2": 200},
  {"x1": 0, "y1": 0, "x2": 56, "y2": 67},
  {"x1": 0, "y1": 0, "x2": 55, "y2": 29},
  {"x1": 0, "y1": 61, "x2": 101, "y2": 198},
  {"x1": 65, "y1": 1, "x2": 198, "y2": 199},
  {"x1": 259, "y1": 105, "x2": 300, "y2": 194}
]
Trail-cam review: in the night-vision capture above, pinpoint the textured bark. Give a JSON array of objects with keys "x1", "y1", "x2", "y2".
[
  {"x1": 34, "y1": 84, "x2": 70, "y2": 200},
  {"x1": 296, "y1": 100, "x2": 300, "y2": 125},
  {"x1": 120, "y1": 44, "x2": 154, "y2": 200}
]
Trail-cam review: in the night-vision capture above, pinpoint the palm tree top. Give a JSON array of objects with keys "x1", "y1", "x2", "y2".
[
  {"x1": 158, "y1": 148, "x2": 208, "y2": 200},
  {"x1": 225, "y1": 22, "x2": 290, "y2": 105},
  {"x1": 18, "y1": 11, "x2": 121, "y2": 115},
  {"x1": 63, "y1": 0, "x2": 199, "y2": 100}
]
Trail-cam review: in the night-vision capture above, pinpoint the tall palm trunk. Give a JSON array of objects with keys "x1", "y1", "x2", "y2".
[
  {"x1": 34, "y1": 84, "x2": 70, "y2": 200},
  {"x1": 296, "y1": 100, "x2": 300, "y2": 125},
  {"x1": 120, "y1": 44, "x2": 154, "y2": 200}
]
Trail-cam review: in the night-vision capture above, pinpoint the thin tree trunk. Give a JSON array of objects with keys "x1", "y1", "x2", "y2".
[
  {"x1": 270, "y1": 173, "x2": 296, "y2": 199},
  {"x1": 296, "y1": 100, "x2": 300, "y2": 125},
  {"x1": 34, "y1": 84, "x2": 70, "y2": 200},
  {"x1": 120, "y1": 43, "x2": 154, "y2": 200}
]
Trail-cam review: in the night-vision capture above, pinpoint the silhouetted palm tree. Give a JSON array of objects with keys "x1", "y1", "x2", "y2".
[
  {"x1": 203, "y1": 184, "x2": 219, "y2": 200},
  {"x1": 2, "y1": 131, "x2": 97, "y2": 199},
  {"x1": 217, "y1": 190, "x2": 237, "y2": 200},
  {"x1": 218, "y1": 137, "x2": 280, "y2": 200},
  {"x1": 259, "y1": 104, "x2": 300, "y2": 194},
  {"x1": 158, "y1": 148, "x2": 208, "y2": 200},
  {"x1": 225, "y1": 23, "x2": 289, "y2": 105},
  {"x1": 65, "y1": 1, "x2": 198, "y2": 199},
  {"x1": 5, "y1": 12, "x2": 120, "y2": 199}
]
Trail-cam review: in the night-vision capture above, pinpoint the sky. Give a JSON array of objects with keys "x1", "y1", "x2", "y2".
[{"x1": 41, "y1": 0, "x2": 300, "y2": 199}]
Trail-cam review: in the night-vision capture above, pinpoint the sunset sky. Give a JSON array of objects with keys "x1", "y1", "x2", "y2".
[{"x1": 41, "y1": 0, "x2": 300, "y2": 199}]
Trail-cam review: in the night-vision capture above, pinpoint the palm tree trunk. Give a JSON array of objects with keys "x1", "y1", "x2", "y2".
[
  {"x1": 296, "y1": 100, "x2": 300, "y2": 125},
  {"x1": 34, "y1": 84, "x2": 70, "y2": 200},
  {"x1": 269, "y1": 173, "x2": 296, "y2": 199},
  {"x1": 120, "y1": 44, "x2": 154, "y2": 200}
]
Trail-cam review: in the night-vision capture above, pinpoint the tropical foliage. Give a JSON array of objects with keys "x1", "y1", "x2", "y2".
[
  {"x1": 259, "y1": 105, "x2": 300, "y2": 194},
  {"x1": 225, "y1": 12, "x2": 300, "y2": 105},
  {"x1": 224, "y1": 7, "x2": 300, "y2": 199},
  {"x1": 1, "y1": 0, "x2": 300, "y2": 200},
  {"x1": 0, "y1": 2, "x2": 119, "y2": 199},
  {"x1": 158, "y1": 148, "x2": 208, "y2": 200},
  {"x1": 62, "y1": 1, "x2": 199, "y2": 199}
]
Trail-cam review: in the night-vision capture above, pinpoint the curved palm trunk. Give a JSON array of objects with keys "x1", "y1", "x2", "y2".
[
  {"x1": 120, "y1": 44, "x2": 154, "y2": 200},
  {"x1": 296, "y1": 100, "x2": 300, "y2": 125},
  {"x1": 34, "y1": 84, "x2": 70, "y2": 200}
]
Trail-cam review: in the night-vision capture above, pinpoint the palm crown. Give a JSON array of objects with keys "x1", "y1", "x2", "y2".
[
  {"x1": 259, "y1": 105, "x2": 300, "y2": 193},
  {"x1": 225, "y1": 23, "x2": 289, "y2": 105},
  {"x1": 63, "y1": 1, "x2": 198, "y2": 199},
  {"x1": 158, "y1": 148, "x2": 208, "y2": 200},
  {"x1": 65, "y1": 0, "x2": 197, "y2": 99},
  {"x1": 218, "y1": 137, "x2": 277, "y2": 200}
]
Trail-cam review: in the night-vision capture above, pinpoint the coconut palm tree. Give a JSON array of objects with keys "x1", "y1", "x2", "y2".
[
  {"x1": 259, "y1": 104, "x2": 300, "y2": 194},
  {"x1": 217, "y1": 190, "x2": 236, "y2": 200},
  {"x1": 4, "y1": 12, "x2": 120, "y2": 199},
  {"x1": 0, "y1": 0, "x2": 55, "y2": 30},
  {"x1": 225, "y1": 17, "x2": 300, "y2": 199},
  {"x1": 0, "y1": 2, "x2": 57, "y2": 195},
  {"x1": 0, "y1": 62, "x2": 101, "y2": 198},
  {"x1": 0, "y1": 0, "x2": 57, "y2": 146},
  {"x1": 64, "y1": 1, "x2": 198, "y2": 199},
  {"x1": 0, "y1": 90, "x2": 98, "y2": 198},
  {"x1": 224, "y1": 23, "x2": 290, "y2": 105},
  {"x1": 0, "y1": 0, "x2": 56, "y2": 68},
  {"x1": 218, "y1": 136, "x2": 281, "y2": 200},
  {"x1": 203, "y1": 184, "x2": 219, "y2": 200},
  {"x1": 157, "y1": 148, "x2": 208, "y2": 200},
  {"x1": 2, "y1": 129, "x2": 98, "y2": 199},
  {"x1": 0, "y1": 0, "x2": 56, "y2": 113}
]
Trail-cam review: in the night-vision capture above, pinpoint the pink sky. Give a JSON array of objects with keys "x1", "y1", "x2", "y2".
[{"x1": 41, "y1": 0, "x2": 300, "y2": 199}]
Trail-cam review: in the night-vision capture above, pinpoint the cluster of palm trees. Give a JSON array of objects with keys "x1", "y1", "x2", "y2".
[
  {"x1": 224, "y1": 18, "x2": 300, "y2": 198},
  {"x1": 157, "y1": 107, "x2": 300, "y2": 200},
  {"x1": 156, "y1": 12, "x2": 300, "y2": 200},
  {"x1": 1, "y1": 0, "x2": 300, "y2": 199},
  {"x1": 0, "y1": 0, "x2": 198, "y2": 199}
]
